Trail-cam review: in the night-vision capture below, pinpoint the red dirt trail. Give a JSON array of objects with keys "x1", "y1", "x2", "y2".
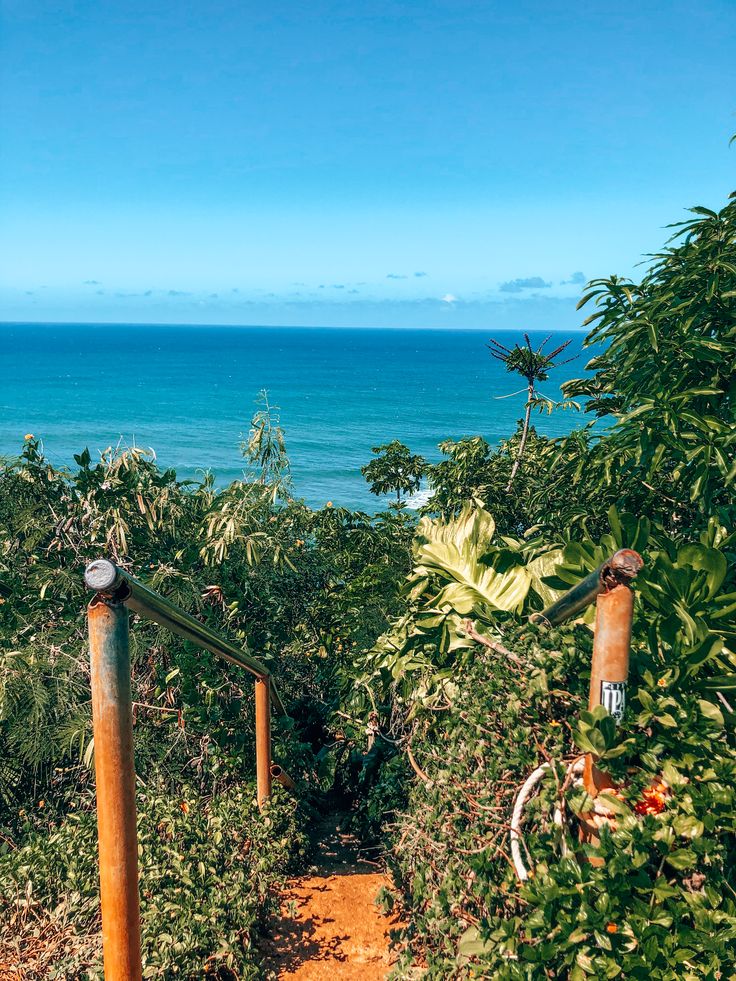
[{"x1": 260, "y1": 814, "x2": 400, "y2": 980}]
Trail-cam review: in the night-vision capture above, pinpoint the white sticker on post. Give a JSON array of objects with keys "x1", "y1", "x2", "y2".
[{"x1": 601, "y1": 681, "x2": 626, "y2": 722}]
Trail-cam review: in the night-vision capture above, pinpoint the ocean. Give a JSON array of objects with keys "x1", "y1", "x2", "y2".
[{"x1": 0, "y1": 323, "x2": 590, "y2": 511}]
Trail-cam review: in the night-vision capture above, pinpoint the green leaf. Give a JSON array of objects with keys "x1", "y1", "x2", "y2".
[
  {"x1": 665, "y1": 848, "x2": 696, "y2": 871},
  {"x1": 673, "y1": 815, "x2": 704, "y2": 839},
  {"x1": 677, "y1": 544, "x2": 727, "y2": 598},
  {"x1": 696, "y1": 674, "x2": 736, "y2": 692},
  {"x1": 698, "y1": 698, "x2": 724, "y2": 727}
]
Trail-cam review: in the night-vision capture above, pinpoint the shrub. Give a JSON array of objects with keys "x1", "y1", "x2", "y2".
[
  {"x1": 0, "y1": 779, "x2": 306, "y2": 979},
  {"x1": 387, "y1": 613, "x2": 736, "y2": 979}
]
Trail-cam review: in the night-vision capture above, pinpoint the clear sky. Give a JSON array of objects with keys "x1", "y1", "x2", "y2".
[{"x1": 1, "y1": 0, "x2": 735, "y2": 328}]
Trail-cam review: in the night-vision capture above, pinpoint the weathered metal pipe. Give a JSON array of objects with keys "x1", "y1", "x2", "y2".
[
  {"x1": 255, "y1": 677, "x2": 272, "y2": 809},
  {"x1": 270, "y1": 763, "x2": 296, "y2": 790},
  {"x1": 588, "y1": 583, "x2": 633, "y2": 717},
  {"x1": 88, "y1": 598, "x2": 142, "y2": 981},
  {"x1": 84, "y1": 559, "x2": 285, "y2": 715},
  {"x1": 530, "y1": 549, "x2": 643, "y2": 627},
  {"x1": 583, "y1": 582, "x2": 635, "y2": 800}
]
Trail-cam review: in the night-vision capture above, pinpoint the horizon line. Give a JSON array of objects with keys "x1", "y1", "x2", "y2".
[{"x1": 0, "y1": 319, "x2": 590, "y2": 332}]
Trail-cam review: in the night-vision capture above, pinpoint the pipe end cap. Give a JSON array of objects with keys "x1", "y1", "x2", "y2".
[{"x1": 85, "y1": 559, "x2": 118, "y2": 592}]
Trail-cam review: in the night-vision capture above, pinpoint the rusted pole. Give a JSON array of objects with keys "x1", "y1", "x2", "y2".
[
  {"x1": 589, "y1": 583, "x2": 634, "y2": 717},
  {"x1": 88, "y1": 597, "x2": 142, "y2": 981},
  {"x1": 583, "y1": 582, "x2": 634, "y2": 798},
  {"x1": 255, "y1": 676, "x2": 272, "y2": 809}
]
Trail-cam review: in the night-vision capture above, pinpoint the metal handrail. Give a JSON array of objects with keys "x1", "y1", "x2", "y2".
[
  {"x1": 529, "y1": 548, "x2": 644, "y2": 627},
  {"x1": 84, "y1": 557, "x2": 293, "y2": 981},
  {"x1": 84, "y1": 558, "x2": 285, "y2": 714}
]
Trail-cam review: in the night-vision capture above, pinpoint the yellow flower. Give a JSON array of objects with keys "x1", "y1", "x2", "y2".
[
  {"x1": 549, "y1": 720, "x2": 560, "y2": 727},
  {"x1": 606, "y1": 922, "x2": 618, "y2": 934},
  {"x1": 24, "y1": 433, "x2": 34, "y2": 441},
  {"x1": 657, "y1": 677, "x2": 667, "y2": 687},
  {"x1": 38, "y1": 800, "x2": 45, "y2": 809},
  {"x1": 326, "y1": 501, "x2": 333, "y2": 508}
]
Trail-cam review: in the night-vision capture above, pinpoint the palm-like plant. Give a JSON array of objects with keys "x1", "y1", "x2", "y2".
[{"x1": 488, "y1": 334, "x2": 574, "y2": 491}]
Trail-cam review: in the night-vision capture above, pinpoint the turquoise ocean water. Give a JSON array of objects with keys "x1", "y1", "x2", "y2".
[{"x1": 0, "y1": 324, "x2": 589, "y2": 511}]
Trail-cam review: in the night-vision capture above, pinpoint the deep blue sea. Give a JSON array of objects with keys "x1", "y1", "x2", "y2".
[{"x1": 0, "y1": 324, "x2": 590, "y2": 511}]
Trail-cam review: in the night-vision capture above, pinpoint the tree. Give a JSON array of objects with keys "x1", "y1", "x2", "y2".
[
  {"x1": 563, "y1": 196, "x2": 736, "y2": 530},
  {"x1": 488, "y1": 334, "x2": 574, "y2": 491},
  {"x1": 241, "y1": 390, "x2": 291, "y2": 499},
  {"x1": 362, "y1": 441, "x2": 426, "y2": 507}
]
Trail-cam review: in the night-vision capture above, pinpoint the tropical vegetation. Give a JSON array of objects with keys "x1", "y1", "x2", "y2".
[{"x1": 1, "y1": 182, "x2": 735, "y2": 978}]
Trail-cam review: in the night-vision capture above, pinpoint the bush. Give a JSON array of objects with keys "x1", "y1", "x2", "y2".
[
  {"x1": 0, "y1": 779, "x2": 306, "y2": 979},
  {"x1": 0, "y1": 401, "x2": 412, "y2": 977},
  {"x1": 386, "y1": 616, "x2": 736, "y2": 979}
]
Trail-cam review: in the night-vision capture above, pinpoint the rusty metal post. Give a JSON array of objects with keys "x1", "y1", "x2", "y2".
[
  {"x1": 588, "y1": 583, "x2": 634, "y2": 716},
  {"x1": 88, "y1": 598, "x2": 142, "y2": 981},
  {"x1": 583, "y1": 582, "x2": 634, "y2": 798},
  {"x1": 255, "y1": 676, "x2": 272, "y2": 809}
]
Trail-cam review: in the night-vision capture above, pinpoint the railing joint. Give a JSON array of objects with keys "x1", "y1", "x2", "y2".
[{"x1": 530, "y1": 548, "x2": 643, "y2": 628}]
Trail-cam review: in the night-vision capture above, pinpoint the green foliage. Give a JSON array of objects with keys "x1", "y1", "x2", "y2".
[
  {"x1": 423, "y1": 435, "x2": 495, "y2": 517},
  {"x1": 347, "y1": 183, "x2": 736, "y2": 978},
  {"x1": 418, "y1": 196, "x2": 735, "y2": 539},
  {"x1": 408, "y1": 503, "x2": 560, "y2": 617},
  {"x1": 382, "y1": 523, "x2": 736, "y2": 977},
  {"x1": 241, "y1": 390, "x2": 291, "y2": 501},
  {"x1": 0, "y1": 428, "x2": 414, "y2": 783},
  {"x1": 339, "y1": 502, "x2": 563, "y2": 728},
  {"x1": 574, "y1": 704, "x2": 633, "y2": 760},
  {"x1": 0, "y1": 419, "x2": 414, "y2": 974},
  {"x1": 362, "y1": 440, "x2": 426, "y2": 506},
  {"x1": 561, "y1": 195, "x2": 736, "y2": 532},
  {"x1": 488, "y1": 333, "x2": 575, "y2": 386},
  {"x1": 0, "y1": 780, "x2": 305, "y2": 979},
  {"x1": 421, "y1": 424, "x2": 591, "y2": 536},
  {"x1": 488, "y1": 333, "x2": 576, "y2": 491}
]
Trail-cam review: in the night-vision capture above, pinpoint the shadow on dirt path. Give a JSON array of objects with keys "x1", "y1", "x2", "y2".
[{"x1": 259, "y1": 809, "x2": 400, "y2": 980}]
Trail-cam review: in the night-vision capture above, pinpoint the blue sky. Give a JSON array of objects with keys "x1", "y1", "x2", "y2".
[{"x1": 1, "y1": 0, "x2": 735, "y2": 328}]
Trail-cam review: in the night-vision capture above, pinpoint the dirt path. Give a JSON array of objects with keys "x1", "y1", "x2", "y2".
[{"x1": 260, "y1": 813, "x2": 399, "y2": 980}]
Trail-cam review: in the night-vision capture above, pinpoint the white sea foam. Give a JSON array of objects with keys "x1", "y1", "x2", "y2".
[{"x1": 406, "y1": 486, "x2": 433, "y2": 510}]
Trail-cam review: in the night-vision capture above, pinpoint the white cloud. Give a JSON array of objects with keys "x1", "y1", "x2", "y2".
[
  {"x1": 561, "y1": 271, "x2": 586, "y2": 285},
  {"x1": 499, "y1": 276, "x2": 551, "y2": 293},
  {"x1": 441, "y1": 293, "x2": 457, "y2": 304}
]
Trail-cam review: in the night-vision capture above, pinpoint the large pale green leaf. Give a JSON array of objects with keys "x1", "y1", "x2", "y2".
[{"x1": 411, "y1": 503, "x2": 561, "y2": 615}]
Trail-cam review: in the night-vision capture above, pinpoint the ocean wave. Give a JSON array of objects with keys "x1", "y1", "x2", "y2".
[{"x1": 405, "y1": 487, "x2": 433, "y2": 510}]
